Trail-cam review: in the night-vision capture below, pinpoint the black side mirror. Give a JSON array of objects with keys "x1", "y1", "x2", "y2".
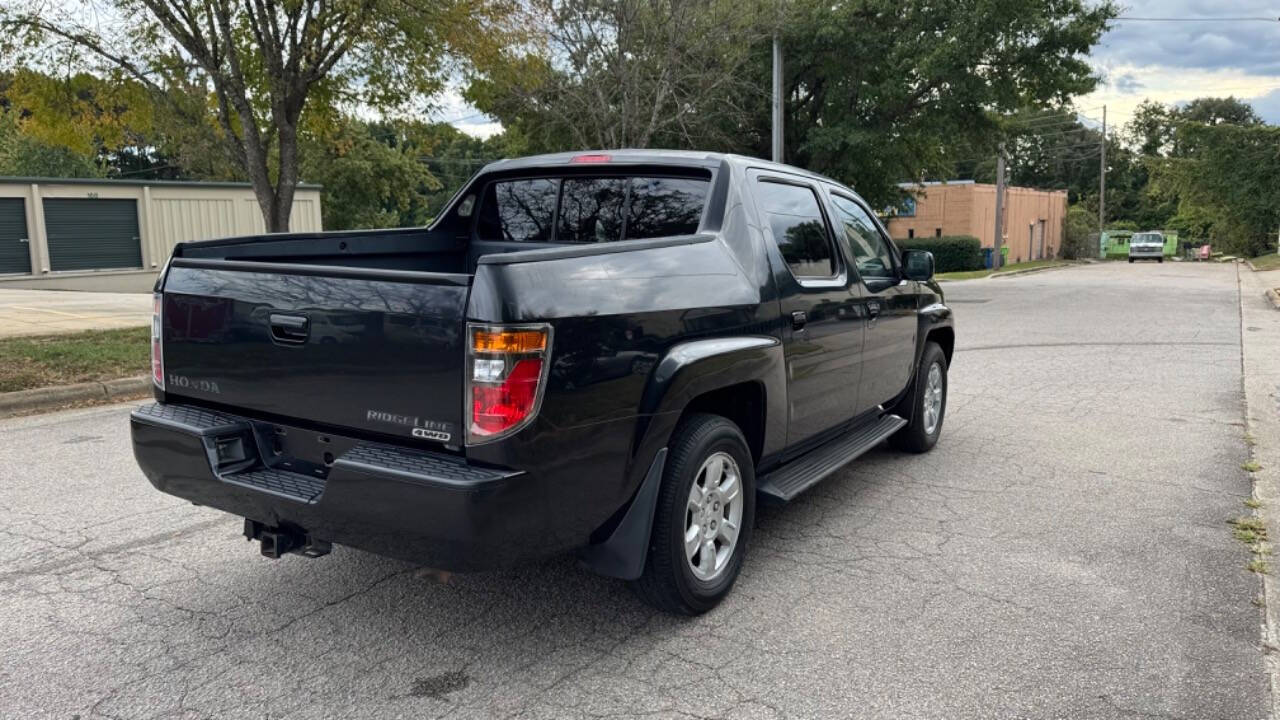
[{"x1": 903, "y1": 249, "x2": 934, "y2": 281}]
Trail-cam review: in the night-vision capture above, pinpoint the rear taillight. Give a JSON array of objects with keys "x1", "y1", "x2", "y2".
[
  {"x1": 151, "y1": 293, "x2": 164, "y2": 390},
  {"x1": 465, "y1": 323, "x2": 551, "y2": 444}
]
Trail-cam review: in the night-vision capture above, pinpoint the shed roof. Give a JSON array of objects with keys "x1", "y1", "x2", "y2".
[{"x1": 0, "y1": 176, "x2": 321, "y2": 190}]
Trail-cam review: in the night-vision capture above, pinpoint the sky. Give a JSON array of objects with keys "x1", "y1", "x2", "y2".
[
  {"x1": 444, "y1": 2, "x2": 1280, "y2": 139},
  {"x1": 1079, "y1": 1, "x2": 1280, "y2": 127}
]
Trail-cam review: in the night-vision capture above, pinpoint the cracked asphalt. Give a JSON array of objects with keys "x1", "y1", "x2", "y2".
[{"x1": 0, "y1": 262, "x2": 1268, "y2": 719}]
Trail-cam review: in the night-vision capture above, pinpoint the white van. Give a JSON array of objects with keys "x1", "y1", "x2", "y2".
[{"x1": 1129, "y1": 232, "x2": 1165, "y2": 263}]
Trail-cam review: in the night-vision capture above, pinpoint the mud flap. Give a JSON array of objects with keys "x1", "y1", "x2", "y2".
[{"x1": 578, "y1": 448, "x2": 667, "y2": 580}]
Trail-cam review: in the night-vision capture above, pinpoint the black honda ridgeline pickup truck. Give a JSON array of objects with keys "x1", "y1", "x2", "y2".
[{"x1": 132, "y1": 150, "x2": 953, "y2": 614}]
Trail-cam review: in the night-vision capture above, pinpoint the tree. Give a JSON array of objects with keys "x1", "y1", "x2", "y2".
[
  {"x1": 1134, "y1": 97, "x2": 1274, "y2": 255},
  {"x1": 1060, "y1": 205, "x2": 1095, "y2": 259},
  {"x1": 467, "y1": 0, "x2": 769, "y2": 152},
  {"x1": 759, "y1": 0, "x2": 1115, "y2": 209},
  {"x1": 0, "y1": 68, "x2": 191, "y2": 179},
  {"x1": 3, "y1": 0, "x2": 511, "y2": 231},
  {"x1": 1150, "y1": 122, "x2": 1280, "y2": 257},
  {"x1": 300, "y1": 119, "x2": 442, "y2": 230},
  {"x1": 0, "y1": 108, "x2": 104, "y2": 176}
]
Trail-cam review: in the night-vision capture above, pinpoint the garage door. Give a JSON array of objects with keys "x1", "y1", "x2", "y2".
[
  {"x1": 43, "y1": 198, "x2": 142, "y2": 272},
  {"x1": 0, "y1": 198, "x2": 31, "y2": 275}
]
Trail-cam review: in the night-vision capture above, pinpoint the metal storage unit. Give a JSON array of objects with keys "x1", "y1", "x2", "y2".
[
  {"x1": 43, "y1": 198, "x2": 142, "y2": 272},
  {"x1": 0, "y1": 198, "x2": 30, "y2": 275}
]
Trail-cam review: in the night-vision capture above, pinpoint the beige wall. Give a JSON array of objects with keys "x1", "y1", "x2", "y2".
[
  {"x1": 887, "y1": 182, "x2": 1068, "y2": 262},
  {"x1": 997, "y1": 186, "x2": 1068, "y2": 263},
  {"x1": 0, "y1": 179, "x2": 322, "y2": 291},
  {"x1": 885, "y1": 183, "x2": 978, "y2": 243}
]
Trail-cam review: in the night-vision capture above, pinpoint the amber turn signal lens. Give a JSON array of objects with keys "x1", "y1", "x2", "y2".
[{"x1": 472, "y1": 328, "x2": 547, "y2": 354}]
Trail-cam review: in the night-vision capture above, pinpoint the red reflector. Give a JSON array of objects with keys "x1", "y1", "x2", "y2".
[
  {"x1": 152, "y1": 337, "x2": 163, "y2": 387},
  {"x1": 151, "y1": 294, "x2": 164, "y2": 390},
  {"x1": 470, "y1": 358, "x2": 543, "y2": 436},
  {"x1": 570, "y1": 154, "x2": 611, "y2": 164}
]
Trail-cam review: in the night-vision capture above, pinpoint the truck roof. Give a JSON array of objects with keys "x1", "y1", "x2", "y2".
[{"x1": 480, "y1": 149, "x2": 840, "y2": 186}]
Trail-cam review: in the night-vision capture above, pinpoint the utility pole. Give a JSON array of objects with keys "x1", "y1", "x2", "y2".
[
  {"x1": 1099, "y1": 105, "x2": 1107, "y2": 233},
  {"x1": 771, "y1": 33, "x2": 784, "y2": 163},
  {"x1": 993, "y1": 143, "x2": 1006, "y2": 269}
]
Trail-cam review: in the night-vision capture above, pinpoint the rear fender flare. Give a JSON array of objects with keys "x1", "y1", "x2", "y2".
[
  {"x1": 636, "y1": 336, "x2": 785, "y2": 453},
  {"x1": 583, "y1": 336, "x2": 784, "y2": 580}
]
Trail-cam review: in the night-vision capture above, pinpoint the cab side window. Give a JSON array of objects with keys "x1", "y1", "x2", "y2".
[
  {"x1": 829, "y1": 193, "x2": 898, "y2": 287},
  {"x1": 755, "y1": 179, "x2": 836, "y2": 278}
]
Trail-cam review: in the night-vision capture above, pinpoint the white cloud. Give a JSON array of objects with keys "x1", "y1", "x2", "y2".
[
  {"x1": 455, "y1": 121, "x2": 504, "y2": 139},
  {"x1": 1080, "y1": 3, "x2": 1280, "y2": 126}
]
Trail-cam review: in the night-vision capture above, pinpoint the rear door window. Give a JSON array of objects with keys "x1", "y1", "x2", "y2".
[
  {"x1": 755, "y1": 179, "x2": 836, "y2": 278},
  {"x1": 828, "y1": 193, "x2": 898, "y2": 285},
  {"x1": 476, "y1": 174, "x2": 708, "y2": 243}
]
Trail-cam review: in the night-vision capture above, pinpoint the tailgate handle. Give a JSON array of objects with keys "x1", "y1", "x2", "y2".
[{"x1": 269, "y1": 313, "x2": 309, "y2": 345}]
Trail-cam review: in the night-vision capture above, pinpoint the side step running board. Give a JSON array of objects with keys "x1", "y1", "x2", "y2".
[{"x1": 757, "y1": 414, "x2": 907, "y2": 503}]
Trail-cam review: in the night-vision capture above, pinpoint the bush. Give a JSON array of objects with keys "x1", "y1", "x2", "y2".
[
  {"x1": 1061, "y1": 205, "x2": 1096, "y2": 259},
  {"x1": 897, "y1": 235, "x2": 983, "y2": 272}
]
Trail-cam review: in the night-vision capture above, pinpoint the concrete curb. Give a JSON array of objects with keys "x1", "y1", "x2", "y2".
[
  {"x1": 989, "y1": 263, "x2": 1082, "y2": 280},
  {"x1": 0, "y1": 376, "x2": 150, "y2": 418}
]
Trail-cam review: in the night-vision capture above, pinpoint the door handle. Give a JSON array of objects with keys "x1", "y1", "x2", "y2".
[
  {"x1": 17, "y1": 238, "x2": 28, "y2": 244},
  {"x1": 791, "y1": 310, "x2": 807, "y2": 330},
  {"x1": 269, "y1": 313, "x2": 309, "y2": 345}
]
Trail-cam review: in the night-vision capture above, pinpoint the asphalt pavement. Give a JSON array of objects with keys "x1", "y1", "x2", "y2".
[
  {"x1": 0, "y1": 261, "x2": 1268, "y2": 719},
  {"x1": 0, "y1": 288, "x2": 150, "y2": 338}
]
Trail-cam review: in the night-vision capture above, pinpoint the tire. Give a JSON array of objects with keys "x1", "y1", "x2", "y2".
[
  {"x1": 1128, "y1": 258, "x2": 1134, "y2": 263},
  {"x1": 1158, "y1": 257, "x2": 1163, "y2": 263},
  {"x1": 890, "y1": 342, "x2": 948, "y2": 454},
  {"x1": 630, "y1": 413, "x2": 755, "y2": 615}
]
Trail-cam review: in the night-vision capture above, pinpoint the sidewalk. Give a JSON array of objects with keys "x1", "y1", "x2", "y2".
[
  {"x1": 0, "y1": 288, "x2": 151, "y2": 338},
  {"x1": 1238, "y1": 263, "x2": 1280, "y2": 716}
]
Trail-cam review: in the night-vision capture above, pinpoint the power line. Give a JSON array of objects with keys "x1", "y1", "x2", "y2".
[{"x1": 1114, "y1": 16, "x2": 1280, "y2": 22}]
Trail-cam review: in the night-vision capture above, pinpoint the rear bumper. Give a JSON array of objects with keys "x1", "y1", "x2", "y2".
[{"x1": 130, "y1": 402, "x2": 578, "y2": 570}]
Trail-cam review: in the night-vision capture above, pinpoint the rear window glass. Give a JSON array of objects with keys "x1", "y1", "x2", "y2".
[
  {"x1": 476, "y1": 179, "x2": 559, "y2": 242},
  {"x1": 626, "y1": 178, "x2": 708, "y2": 240},
  {"x1": 476, "y1": 175, "x2": 708, "y2": 243},
  {"x1": 558, "y1": 178, "x2": 627, "y2": 243}
]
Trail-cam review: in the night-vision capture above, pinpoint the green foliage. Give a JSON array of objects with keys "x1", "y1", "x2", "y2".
[
  {"x1": 767, "y1": 0, "x2": 1116, "y2": 209},
  {"x1": 898, "y1": 236, "x2": 983, "y2": 273},
  {"x1": 300, "y1": 119, "x2": 519, "y2": 230},
  {"x1": 2, "y1": 0, "x2": 515, "y2": 230},
  {"x1": 1108, "y1": 220, "x2": 1138, "y2": 232},
  {"x1": 301, "y1": 119, "x2": 441, "y2": 230},
  {"x1": 1148, "y1": 121, "x2": 1280, "y2": 257},
  {"x1": 1061, "y1": 206, "x2": 1095, "y2": 259},
  {"x1": 0, "y1": 108, "x2": 103, "y2": 177},
  {"x1": 468, "y1": 0, "x2": 767, "y2": 152}
]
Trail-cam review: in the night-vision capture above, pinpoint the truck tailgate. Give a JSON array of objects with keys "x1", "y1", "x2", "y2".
[{"x1": 160, "y1": 261, "x2": 468, "y2": 444}]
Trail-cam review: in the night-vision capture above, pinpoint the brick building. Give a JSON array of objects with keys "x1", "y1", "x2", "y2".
[{"x1": 885, "y1": 181, "x2": 1068, "y2": 263}]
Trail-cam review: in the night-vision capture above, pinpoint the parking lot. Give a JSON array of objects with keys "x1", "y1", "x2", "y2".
[
  {"x1": 0, "y1": 262, "x2": 1267, "y2": 719},
  {"x1": 0, "y1": 288, "x2": 150, "y2": 338}
]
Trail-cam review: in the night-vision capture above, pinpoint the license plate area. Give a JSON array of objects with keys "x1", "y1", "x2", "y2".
[{"x1": 249, "y1": 422, "x2": 365, "y2": 480}]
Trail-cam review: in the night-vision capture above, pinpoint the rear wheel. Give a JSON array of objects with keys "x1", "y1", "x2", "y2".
[
  {"x1": 631, "y1": 413, "x2": 755, "y2": 615},
  {"x1": 1128, "y1": 258, "x2": 1134, "y2": 263},
  {"x1": 890, "y1": 342, "x2": 948, "y2": 453}
]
